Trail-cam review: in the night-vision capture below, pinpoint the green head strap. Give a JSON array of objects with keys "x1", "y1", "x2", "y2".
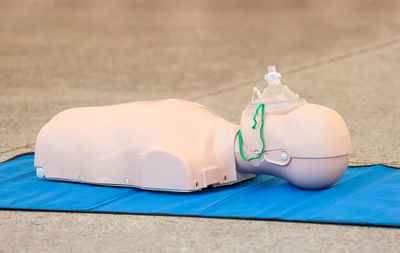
[{"x1": 237, "y1": 103, "x2": 266, "y2": 161}]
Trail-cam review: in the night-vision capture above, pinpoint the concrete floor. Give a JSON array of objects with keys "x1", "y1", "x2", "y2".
[
  {"x1": 1, "y1": 211, "x2": 400, "y2": 253},
  {"x1": 0, "y1": 0, "x2": 399, "y2": 252},
  {"x1": 1, "y1": 0, "x2": 399, "y2": 166}
]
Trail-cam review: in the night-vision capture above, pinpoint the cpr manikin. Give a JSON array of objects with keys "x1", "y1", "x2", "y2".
[{"x1": 34, "y1": 66, "x2": 352, "y2": 192}]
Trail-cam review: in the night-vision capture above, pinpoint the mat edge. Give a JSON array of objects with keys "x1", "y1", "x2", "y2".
[{"x1": 0, "y1": 207, "x2": 399, "y2": 229}]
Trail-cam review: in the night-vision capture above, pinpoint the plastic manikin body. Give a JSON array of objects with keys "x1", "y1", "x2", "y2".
[{"x1": 35, "y1": 66, "x2": 352, "y2": 192}]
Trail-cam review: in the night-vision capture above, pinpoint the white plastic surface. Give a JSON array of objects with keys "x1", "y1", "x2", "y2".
[{"x1": 36, "y1": 167, "x2": 45, "y2": 179}]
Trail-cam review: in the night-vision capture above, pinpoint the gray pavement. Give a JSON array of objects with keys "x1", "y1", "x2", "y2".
[
  {"x1": 1, "y1": 0, "x2": 399, "y2": 166},
  {"x1": 1, "y1": 211, "x2": 400, "y2": 253},
  {"x1": 0, "y1": 0, "x2": 399, "y2": 252}
]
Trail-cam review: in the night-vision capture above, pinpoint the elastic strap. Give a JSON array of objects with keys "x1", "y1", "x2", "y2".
[{"x1": 238, "y1": 103, "x2": 266, "y2": 161}]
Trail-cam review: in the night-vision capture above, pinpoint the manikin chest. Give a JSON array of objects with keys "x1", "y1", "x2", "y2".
[{"x1": 34, "y1": 99, "x2": 253, "y2": 192}]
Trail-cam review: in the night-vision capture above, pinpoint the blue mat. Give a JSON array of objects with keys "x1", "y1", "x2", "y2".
[{"x1": 1, "y1": 154, "x2": 399, "y2": 227}]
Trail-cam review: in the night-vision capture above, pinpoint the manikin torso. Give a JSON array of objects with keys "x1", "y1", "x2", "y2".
[
  {"x1": 35, "y1": 99, "x2": 251, "y2": 191},
  {"x1": 35, "y1": 66, "x2": 352, "y2": 192}
]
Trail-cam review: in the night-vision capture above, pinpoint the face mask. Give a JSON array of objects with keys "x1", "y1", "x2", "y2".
[{"x1": 238, "y1": 65, "x2": 306, "y2": 161}]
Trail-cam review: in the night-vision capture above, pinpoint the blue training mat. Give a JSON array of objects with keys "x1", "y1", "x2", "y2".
[{"x1": 0, "y1": 154, "x2": 399, "y2": 227}]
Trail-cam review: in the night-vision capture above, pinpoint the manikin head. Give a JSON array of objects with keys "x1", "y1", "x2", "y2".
[{"x1": 235, "y1": 66, "x2": 352, "y2": 189}]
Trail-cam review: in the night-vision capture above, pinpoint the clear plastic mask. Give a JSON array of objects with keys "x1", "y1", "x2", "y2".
[{"x1": 251, "y1": 65, "x2": 306, "y2": 112}]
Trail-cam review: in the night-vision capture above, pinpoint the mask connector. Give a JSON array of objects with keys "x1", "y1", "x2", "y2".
[
  {"x1": 264, "y1": 65, "x2": 282, "y2": 87},
  {"x1": 253, "y1": 65, "x2": 307, "y2": 113}
]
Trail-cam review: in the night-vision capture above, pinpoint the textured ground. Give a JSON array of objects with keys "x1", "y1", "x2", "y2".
[
  {"x1": 1, "y1": 211, "x2": 400, "y2": 253},
  {"x1": 1, "y1": 0, "x2": 399, "y2": 166},
  {"x1": 0, "y1": 0, "x2": 399, "y2": 252}
]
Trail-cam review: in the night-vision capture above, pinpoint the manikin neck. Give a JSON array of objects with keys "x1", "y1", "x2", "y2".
[
  {"x1": 233, "y1": 133, "x2": 284, "y2": 178},
  {"x1": 233, "y1": 134, "x2": 266, "y2": 174}
]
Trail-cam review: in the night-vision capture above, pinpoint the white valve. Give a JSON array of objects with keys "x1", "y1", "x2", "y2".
[
  {"x1": 251, "y1": 64, "x2": 307, "y2": 112},
  {"x1": 264, "y1": 65, "x2": 282, "y2": 87}
]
